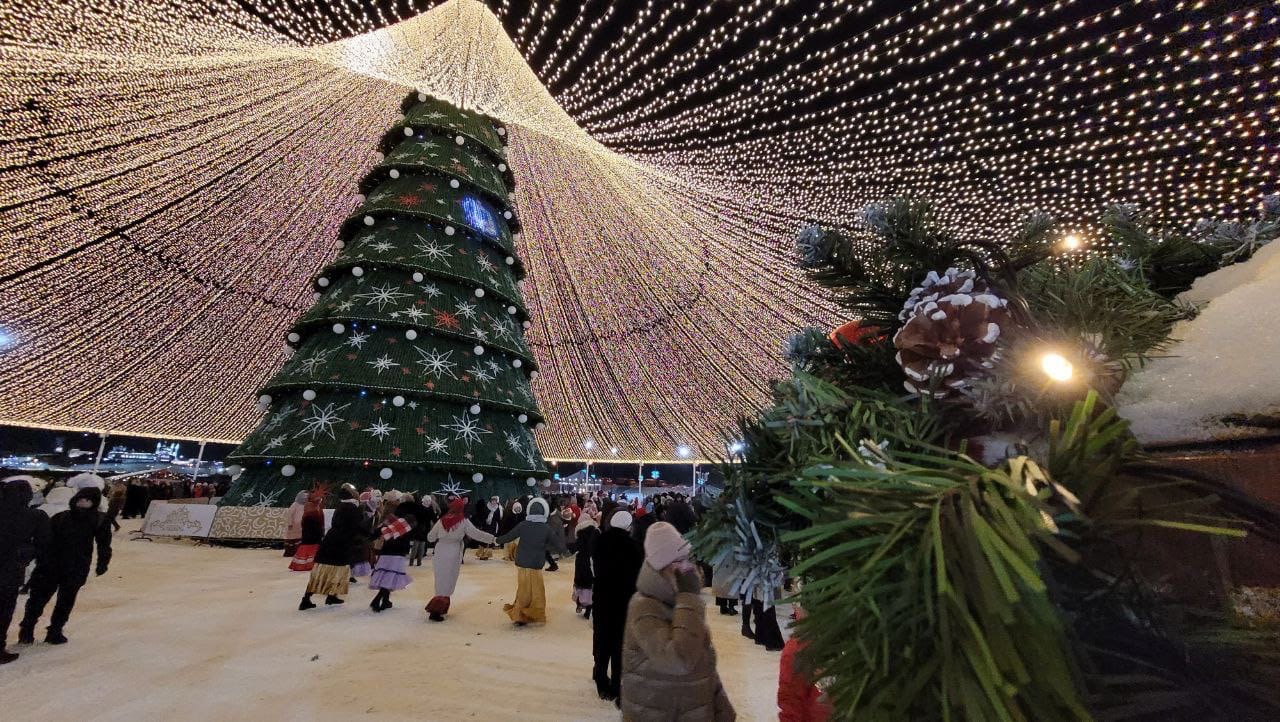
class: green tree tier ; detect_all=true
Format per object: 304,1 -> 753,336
225,93 -> 550,506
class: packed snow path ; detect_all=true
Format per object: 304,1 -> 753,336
0,521 -> 781,720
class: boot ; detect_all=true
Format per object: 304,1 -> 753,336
428,612 -> 445,622
16,627 -> 34,645
740,601 -> 754,640
325,595 -> 344,605
583,606 -> 592,620
370,596 -> 384,613
0,649 -> 17,665
299,595 -> 316,611
45,630 -> 68,645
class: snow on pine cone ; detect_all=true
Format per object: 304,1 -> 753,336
893,268 -> 1009,396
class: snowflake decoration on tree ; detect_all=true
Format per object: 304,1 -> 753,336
296,348 -> 337,375
354,283 -> 413,311
475,254 -> 496,275
262,434 -> 287,452
467,363 -> 496,383
344,331 -> 370,349
294,401 -> 350,440
403,306 -> 427,322
425,436 -> 449,454
336,299 -> 355,312
454,300 -> 478,320
421,282 -> 442,298
263,404 -> 296,432
413,235 -> 453,265
368,240 -> 395,254
485,359 -> 502,374
367,354 -> 397,374
504,431 -> 524,452
471,326 -> 490,342
437,479 -> 466,497
365,417 -> 397,441
443,411 -> 491,447
250,488 -> 285,507
301,442 -> 315,453
413,347 -> 458,378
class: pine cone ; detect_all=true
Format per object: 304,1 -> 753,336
894,274 -> 1009,396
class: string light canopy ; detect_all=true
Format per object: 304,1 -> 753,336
0,0 -> 1274,461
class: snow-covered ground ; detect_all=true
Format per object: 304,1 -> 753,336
0,521 -> 782,721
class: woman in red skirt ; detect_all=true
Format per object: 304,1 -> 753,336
289,492 -> 325,572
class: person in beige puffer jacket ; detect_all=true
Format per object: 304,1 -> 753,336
621,522 -> 735,721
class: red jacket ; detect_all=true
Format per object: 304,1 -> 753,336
778,638 -> 832,722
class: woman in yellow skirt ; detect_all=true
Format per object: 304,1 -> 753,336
495,497 -> 552,625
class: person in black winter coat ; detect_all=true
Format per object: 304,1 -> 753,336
408,496 -> 437,567
2,479 -> 51,663
17,486 -> 111,646
590,509 -> 643,702
299,485 -> 371,610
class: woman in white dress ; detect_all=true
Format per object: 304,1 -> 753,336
425,497 -> 496,621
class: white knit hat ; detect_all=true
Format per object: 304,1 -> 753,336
67,473 -> 105,491
611,510 -> 633,532
644,521 -> 691,570
526,497 -> 549,523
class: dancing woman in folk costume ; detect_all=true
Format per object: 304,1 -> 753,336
495,496 -> 553,626
425,497 -> 496,621
368,493 -> 420,613
288,492 -> 325,572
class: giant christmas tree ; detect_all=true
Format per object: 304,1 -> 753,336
225,93 -> 549,506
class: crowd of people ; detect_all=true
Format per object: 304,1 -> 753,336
1,473 -> 830,720
281,485 -> 830,720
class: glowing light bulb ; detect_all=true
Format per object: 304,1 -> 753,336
1062,234 -> 1083,251
1040,352 -> 1074,382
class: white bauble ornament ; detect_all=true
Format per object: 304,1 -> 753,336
392,395 -> 405,407
529,370 -> 539,380
535,422 -> 546,431
506,306 -> 517,315
389,169 -> 400,179
302,389 -> 317,401
403,127 -> 414,137
417,92 -> 427,102
542,479 -> 551,488
412,272 -> 424,282
332,323 -> 345,334
503,210 -> 513,219
336,239 -> 346,249
497,127 -> 506,137
379,467 -> 393,480
444,225 -> 455,236
474,288 -> 484,298
498,163 -> 507,172
504,256 -> 515,266
287,332 -> 300,343
469,403 -> 481,415
473,345 -> 485,356
351,266 -> 364,277
281,465 -> 296,477
526,478 -> 536,487
312,292 -> 322,301
258,394 -> 272,405
471,472 -> 483,483
405,329 -> 418,340
454,135 -> 465,145
512,359 -> 522,368
517,413 -> 528,424
317,277 -> 330,287
449,179 -> 460,189
522,321 -> 532,330
363,215 -> 375,226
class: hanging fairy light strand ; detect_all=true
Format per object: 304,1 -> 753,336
0,0 -> 1272,460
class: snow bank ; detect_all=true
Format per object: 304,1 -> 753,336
1119,240 -> 1280,444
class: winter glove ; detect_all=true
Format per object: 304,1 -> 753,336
675,567 -> 702,594
95,565 -> 108,577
